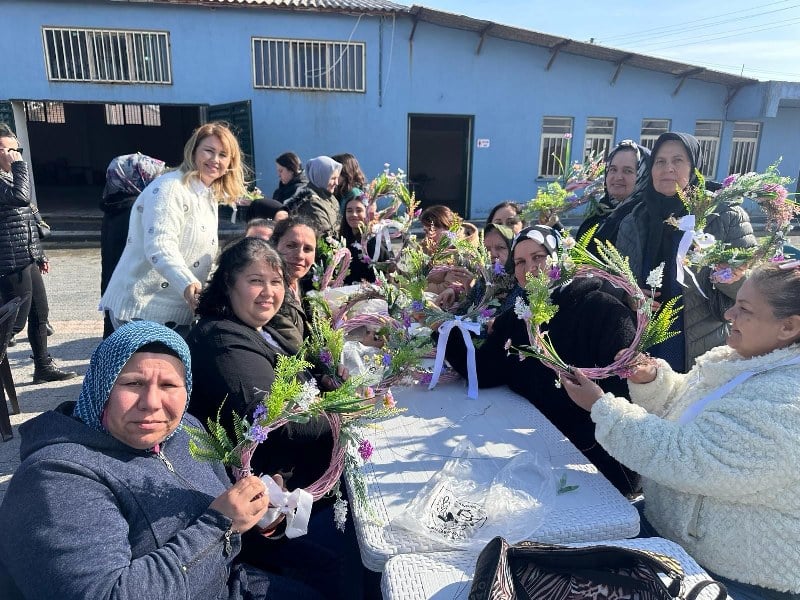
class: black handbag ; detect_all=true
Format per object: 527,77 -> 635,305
469,537 -> 727,600
31,207 -> 51,239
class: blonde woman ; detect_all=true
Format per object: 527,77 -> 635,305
101,122 -> 247,334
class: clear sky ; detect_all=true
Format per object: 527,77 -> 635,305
412,0 -> 800,82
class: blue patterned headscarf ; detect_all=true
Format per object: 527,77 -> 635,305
73,321 -> 192,435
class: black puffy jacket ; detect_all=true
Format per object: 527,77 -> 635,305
0,161 -> 44,277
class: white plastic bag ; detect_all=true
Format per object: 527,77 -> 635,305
391,439 -> 555,549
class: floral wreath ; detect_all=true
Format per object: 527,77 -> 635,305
185,350 -> 402,533
670,162 -> 798,287
512,227 -> 681,381
521,135 -> 606,225
312,236 -> 352,291
350,164 -> 420,270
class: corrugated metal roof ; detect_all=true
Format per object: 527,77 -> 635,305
145,0 -> 408,12
125,1 -> 758,88
408,5 -> 758,89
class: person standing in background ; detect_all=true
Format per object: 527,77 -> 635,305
0,123 -> 76,382
99,153 -> 165,338
100,122 -> 247,336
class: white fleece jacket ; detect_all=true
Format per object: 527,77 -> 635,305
100,170 -> 218,326
591,343 -> 800,593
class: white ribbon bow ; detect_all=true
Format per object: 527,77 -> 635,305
257,476 -> 314,539
430,317 -> 481,399
675,215 -> 708,299
370,220 -> 396,262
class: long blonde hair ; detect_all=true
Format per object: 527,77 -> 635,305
179,122 -> 248,204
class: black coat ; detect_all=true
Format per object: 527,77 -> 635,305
99,191 -> 137,294
186,314 -> 333,492
444,277 -> 640,495
272,171 -> 309,205
342,230 -> 391,285
0,162 -> 44,277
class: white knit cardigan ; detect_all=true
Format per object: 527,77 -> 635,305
100,170 -> 218,326
591,343 -> 800,592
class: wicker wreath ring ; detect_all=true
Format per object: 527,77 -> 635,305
525,264 -> 647,380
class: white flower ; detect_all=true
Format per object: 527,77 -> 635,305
333,497 -> 349,532
692,232 -> 716,250
554,378 -> 562,389
297,380 -> 320,410
545,255 -> 559,269
513,297 -> 532,321
561,235 -> 576,250
646,262 -> 665,289
562,257 -> 575,271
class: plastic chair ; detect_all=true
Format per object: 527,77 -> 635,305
0,297 -> 23,442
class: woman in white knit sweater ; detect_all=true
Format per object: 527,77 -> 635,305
101,123 -> 246,334
562,262 -> 800,599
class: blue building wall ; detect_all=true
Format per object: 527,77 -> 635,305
2,0 -> 799,218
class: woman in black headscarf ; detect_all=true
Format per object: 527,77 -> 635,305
616,132 -> 757,373
576,140 -> 650,244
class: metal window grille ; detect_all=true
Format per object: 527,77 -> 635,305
694,120 -> 722,178
42,27 -> 171,84
104,103 -> 160,127
142,104 -> 161,127
728,122 -> 761,175
252,37 -> 365,92
105,104 -> 125,126
640,118 -> 671,150
584,117 -> 615,158
539,117 -> 573,178
124,104 -> 142,125
24,101 -> 66,124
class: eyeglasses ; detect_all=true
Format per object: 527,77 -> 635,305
0,147 -> 22,154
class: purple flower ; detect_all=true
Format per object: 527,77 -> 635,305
252,404 -> 267,420
247,424 -> 269,443
358,439 -> 374,461
492,260 -> 505,275
547,265 -> 561,280
722,175 -> 737,188
712,267 -> 734,283
419,373 -> 433,385
411,300 -> 424,311
480,308 -> 493,319
382,353 -> 392,367
771,253 -> 785,262
413,209 -> 422,218
402,312 -> 412,328
361,255 -> 371,264
320,348 -> 333,367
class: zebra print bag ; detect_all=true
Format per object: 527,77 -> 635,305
469,537 -> 727,600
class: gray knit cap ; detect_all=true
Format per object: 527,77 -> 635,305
73,321 -> 193,436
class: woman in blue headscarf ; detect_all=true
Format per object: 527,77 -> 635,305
0,321 -> 322,600
284,156 -> 342,240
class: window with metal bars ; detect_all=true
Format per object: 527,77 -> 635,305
640,118 -> 670,150
584,117 -> 615,159
104,104 -> 161,127
539,117 -> 573,178
42,27 -> 171,84
24,101 -> 66,124
694,120 -> 722,178
252,37 -> 365,92
728,122 -> 761,175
